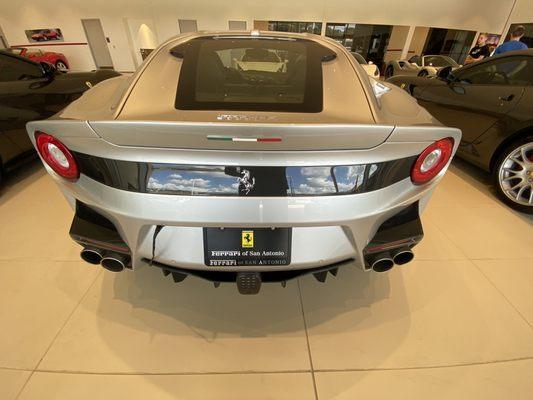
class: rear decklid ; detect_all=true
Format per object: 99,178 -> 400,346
88,121 -> 394,151
91,32 -> 385,150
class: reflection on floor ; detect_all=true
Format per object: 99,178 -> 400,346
0,160 -> 532,400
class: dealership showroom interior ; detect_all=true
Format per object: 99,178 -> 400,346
1,0 -> 533,398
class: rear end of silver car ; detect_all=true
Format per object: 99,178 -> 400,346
27,32 -> 460,294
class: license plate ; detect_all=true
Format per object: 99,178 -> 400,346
203,228 -> 291,267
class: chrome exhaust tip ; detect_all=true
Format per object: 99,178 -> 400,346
80,247 -> 104,265
392,248 -> 415,265
100,253 -> 130,272
370,253 -> 394,272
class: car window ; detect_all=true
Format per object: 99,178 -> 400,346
4,48 -> 23,55
0,54 -> 42,82
350,52 -> 367,64
455,56 -> 533,86
174,37 -> 333,113
424,56 -> 457,68
26,49 -> 43,56
408,55 -> 421,65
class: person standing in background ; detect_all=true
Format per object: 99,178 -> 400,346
494,25 -> 528,55
465,33 -> 490,64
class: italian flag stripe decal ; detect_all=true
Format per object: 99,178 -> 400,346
207,135 -> 282,143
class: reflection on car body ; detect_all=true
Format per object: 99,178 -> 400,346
27,31 -> 461,294
387,49 -> 533,213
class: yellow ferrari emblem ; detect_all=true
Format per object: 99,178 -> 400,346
241,230 -> 254,248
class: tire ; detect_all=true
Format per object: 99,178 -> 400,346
492,136 -> 533,214
55,61 -> 68,71
418,69 -> 428,77
385,65 -> 394,79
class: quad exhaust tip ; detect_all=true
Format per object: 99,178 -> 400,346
80,247 -> 105,265
370,253 -> 394,272
392,248 -> 415,265
367,248 -> 415,272
100,253 -> 131,272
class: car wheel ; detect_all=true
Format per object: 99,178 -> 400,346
385,66 -> 394,79
55,61 -> 68,71
492,136 -> 533,214
418,69 -> 428,77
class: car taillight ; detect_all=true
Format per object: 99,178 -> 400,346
411,137 -> 454,185
35,131 -> 79,181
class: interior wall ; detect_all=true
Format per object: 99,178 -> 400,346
126,19 -> 158,68
409,26 -> 430,57
0,0 -> 518,72
498,0 -> 533,44
507,0 -> 533,23
384,25 -> 410,62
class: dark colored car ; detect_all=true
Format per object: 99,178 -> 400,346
6,47 -> 70,71
387,49 -> 533,213
0,50 -> 120,185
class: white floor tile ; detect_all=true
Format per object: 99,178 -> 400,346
300,260 -> 533,370
39,266 -> 310,373
18,371 -> 315,400
0,369 -> 31,400
315,359 -> 533,400
0,260 -> 99,369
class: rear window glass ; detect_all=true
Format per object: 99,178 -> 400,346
172,37 -> 334,112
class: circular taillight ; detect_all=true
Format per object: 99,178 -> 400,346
35,131 -> 79,181
411,137 -> 454,185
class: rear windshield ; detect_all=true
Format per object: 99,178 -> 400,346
172,37 -> 334,113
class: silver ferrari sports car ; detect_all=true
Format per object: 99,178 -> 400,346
385,55 -> 460,78
27,31 -> 460,294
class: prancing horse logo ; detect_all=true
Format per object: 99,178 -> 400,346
238,169 -> 255,195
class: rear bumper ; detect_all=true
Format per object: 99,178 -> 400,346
60,170 -> 435,272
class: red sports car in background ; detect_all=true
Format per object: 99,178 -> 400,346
31,29 -> 61,41
7,47 -> 69,71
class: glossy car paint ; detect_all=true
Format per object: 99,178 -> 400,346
387,50 -> 533,172
27,31 -> 460,275
385,55 -> 459,78
0,51 -> 120,176
350,52 -> 380,78
15,47 -> 70,70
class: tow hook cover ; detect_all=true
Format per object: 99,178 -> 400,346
236,272 -> 262,295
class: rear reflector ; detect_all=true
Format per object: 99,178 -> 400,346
411,137 -> 454,185
35,131 -> 79,181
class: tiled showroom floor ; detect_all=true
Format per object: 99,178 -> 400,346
0,159 -> 532,400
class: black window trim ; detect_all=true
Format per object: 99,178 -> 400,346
171,36 -> 335,113
453,54 -> 533,86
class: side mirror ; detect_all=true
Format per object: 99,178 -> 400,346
40,61 -> 56,79
437,65 -> 453,81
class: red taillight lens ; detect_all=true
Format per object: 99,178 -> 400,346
411,137 -> 454,185
35,131 -> 79,181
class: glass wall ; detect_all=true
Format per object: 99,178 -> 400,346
505,23 -> 533,48
268,21 -> 322,35
423,28 -> 476,64
325,23 -> 392,67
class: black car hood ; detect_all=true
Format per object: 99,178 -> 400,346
55,69 -> 121,84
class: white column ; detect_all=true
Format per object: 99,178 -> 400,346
400,26 -> 416,59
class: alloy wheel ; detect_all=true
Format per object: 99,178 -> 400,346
56,61 -> 68,71
498,142 -> 533,206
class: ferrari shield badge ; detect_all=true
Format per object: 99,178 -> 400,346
241,230 -> 254,248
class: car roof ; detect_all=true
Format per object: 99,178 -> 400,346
0,49 -> 40,66
114,30 -> 378,124
453,47 -> 533,74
